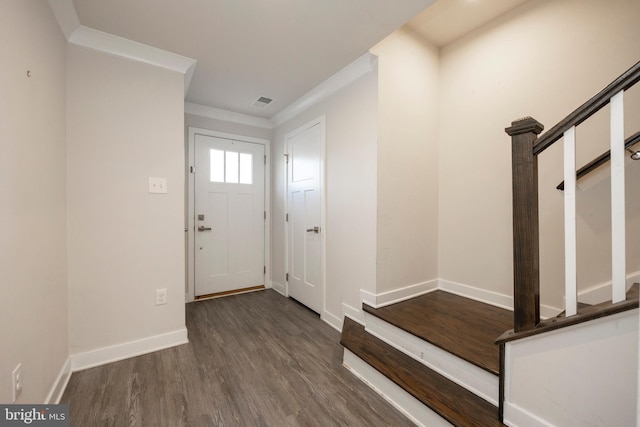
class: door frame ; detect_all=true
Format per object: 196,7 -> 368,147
284,116 -> 326,318
187,127 -> 271,303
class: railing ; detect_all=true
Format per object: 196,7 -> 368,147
557,132 -> 640,190
505,60 -> 640,332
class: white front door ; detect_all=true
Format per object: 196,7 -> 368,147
287,120 -> 323,314
194,135 -> 265,297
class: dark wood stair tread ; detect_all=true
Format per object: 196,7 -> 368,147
341,317 -> 504,427
363,290 -> 512,375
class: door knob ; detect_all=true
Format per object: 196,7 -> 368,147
306,226 -> 320,233
198,226 -> 212,231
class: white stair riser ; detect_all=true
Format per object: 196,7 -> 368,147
343,349 -> 454,427
364,313 -> 499,405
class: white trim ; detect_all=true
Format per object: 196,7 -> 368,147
68,27 -> 197,96
342,303 -> 364,325
47,0 -> 80,39
271,53 -> 378,127
359,279 -> 562,319
47,0 -> 197,96
44,357 -> 72,404
438,279 -> 562,319
503,402 -> 554,427
323,310 -> 343,332
578,270 -> 640,305
343,349 -> 453,427
185,102 -> 273,129
270,281 -> 287,296
365,313 -> 499,406
438,279 -> 514,311
320,117 -> 327,323
71,328 -> 188,372
610,90 -> 626,303
360,289 -> 377,308
187,127 -> 271,303
363,280 -> 438,309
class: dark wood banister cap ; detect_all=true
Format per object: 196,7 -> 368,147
505,117 -> 544,136
532,60 -> 640,155
495,298 -> 638,345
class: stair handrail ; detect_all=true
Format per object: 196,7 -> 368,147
556,132 -> 640,190
505,60 -> 640,332
533,61 -> 640,155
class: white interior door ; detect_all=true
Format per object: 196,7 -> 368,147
195,135 -> 265,297
287,121 -> 323,314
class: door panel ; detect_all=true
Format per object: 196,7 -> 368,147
195,134 -> 265,296
287,121 -> 323,314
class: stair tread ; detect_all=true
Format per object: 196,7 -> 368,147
341,317 -> 504,427
363,290 -> 512,375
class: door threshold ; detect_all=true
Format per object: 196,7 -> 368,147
195,285 -> 265,301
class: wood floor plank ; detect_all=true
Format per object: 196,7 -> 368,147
363,290 -> 512,374
61,290 -> 414,427
341,317 -> 505,427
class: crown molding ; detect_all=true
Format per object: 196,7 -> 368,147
270,52 -> 378,127
47,0 -> 197,97
185,102 -> 273,129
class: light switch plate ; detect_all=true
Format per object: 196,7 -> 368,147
148,177 -> 167,194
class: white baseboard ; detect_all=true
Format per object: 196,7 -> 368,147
364,280 -> 438,308
578,271 -> 640,305
45,357 -> 72,404
360,289 -> 377,307
270,280 -> 287,297
504,402 -> 554,427
342,302 -> 364,326
438,279 -> 562,319
71,328 -> 189,372
438,279 -> 513,310
343,349 -> 452,427
323,310 -> 343,332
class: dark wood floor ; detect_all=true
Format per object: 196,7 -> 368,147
61,290 -> 414,427
364,290 -> 513,375
341,318 -> 504,427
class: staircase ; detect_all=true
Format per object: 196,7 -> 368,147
340,290 -> 510,426
340,61 -> 640,426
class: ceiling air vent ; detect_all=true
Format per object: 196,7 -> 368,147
250,96 -> 274,109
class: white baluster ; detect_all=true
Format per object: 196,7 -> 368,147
564,126 -> 577,316
610,91 -> 626,303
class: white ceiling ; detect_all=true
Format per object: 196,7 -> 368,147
71,0 -> 528,119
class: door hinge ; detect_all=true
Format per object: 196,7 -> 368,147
284,154 -> 289,164
286,273 -> 289,281
264,211 -> 266,220
190,166 -> 195,174
264,266 -> 266,274
264,154 -> 267,165
285,213 -> 289,222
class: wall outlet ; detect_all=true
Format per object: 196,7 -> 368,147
156,288 -> 167,305
12,363 -> 22,402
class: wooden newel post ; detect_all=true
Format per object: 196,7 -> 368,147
505,117 -> 544,332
